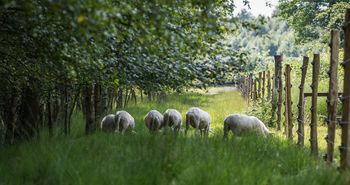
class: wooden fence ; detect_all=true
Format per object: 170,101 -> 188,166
237,9 -> 350,170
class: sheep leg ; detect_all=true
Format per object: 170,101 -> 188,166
120,122 -> 128,135
223,122 -> 229,139
194,122 -> 200,136
204,126 -> 209,137
233,128 -> 241,137
174,125 -> 180,135
115,116 -> 121,134
151,117 -> 158,132
121,128 -> 126,135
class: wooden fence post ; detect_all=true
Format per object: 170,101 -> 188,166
258,72 -> 262,99
285,64 -> 293,139
325,30 -> 340,164
283,92 -> 288,135
297,56 -> 309,146
243,76 -> 246,99
267,71 -> 271,100
245,76 -> 250,100
262,71 -> 266,100
271,74 -> 274,101
340,9 -> 350,170
240,75 -> 244,96
269,55 -> 283,129
277,55 -> 283,130
250,73 -> 254,100
254,77 -> 258,101
310,54 -> 320,155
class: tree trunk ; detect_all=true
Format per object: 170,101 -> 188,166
116,88 -> 123,109
67,89 -> 80,135
102,86 -> 109,114
148,91 -> 152,101
52,93 -> 60,124
47,90 -> 53,137
140,89 -> 143,102
63,85 -> 69,136
124,89 -> 129,108
84,84 -> 95,134
94,83 -> 102,125
3,89 -> 19,144
16,86 -> 40,141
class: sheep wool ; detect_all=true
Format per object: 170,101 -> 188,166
163,109 -> 182,134
115,111 -> 135,134
100,114 -> 116,132
185,107 -> 211,136
144,110 -> 163,133
224,114 -> 270,137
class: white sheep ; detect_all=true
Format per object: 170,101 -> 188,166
163,109 -> 182,134
144,110 -> 163,133
185,107 -> 211,136
223,114 -> 270,138
100,114 -> 116,132
115,111 -> 135,134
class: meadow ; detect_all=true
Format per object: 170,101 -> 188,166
0,87 -> 348,185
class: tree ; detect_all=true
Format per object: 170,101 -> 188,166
277,0 -> 350,44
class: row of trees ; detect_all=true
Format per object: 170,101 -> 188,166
0,0 -> 252,144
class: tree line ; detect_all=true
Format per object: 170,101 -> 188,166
0,0 -> 251,144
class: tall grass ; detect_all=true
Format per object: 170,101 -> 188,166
0,88 -> 348,185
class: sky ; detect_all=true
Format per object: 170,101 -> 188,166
233,0 -> 279,17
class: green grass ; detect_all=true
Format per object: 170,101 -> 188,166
0,87 -> 348,185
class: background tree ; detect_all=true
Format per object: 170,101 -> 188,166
277,0 -> 350,44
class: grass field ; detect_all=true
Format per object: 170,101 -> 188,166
0,87 -> 348,185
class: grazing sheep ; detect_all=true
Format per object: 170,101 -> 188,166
223,114 -> 270,138
185,107 -> 211,136
115,111 -> 135,134
163,109 -> 182,134
144,110 -> 163,133
100,114 -> 116,132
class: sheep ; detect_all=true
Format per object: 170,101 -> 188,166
163,109 -> 182,134
115,111 -> 135,134
100,114 -> 116,132
223,114 -> 270,138
185,107 -> 211,136
144,110 -> 163,133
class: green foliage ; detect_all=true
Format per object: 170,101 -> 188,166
0,89 -> 348,185
0,0 -> 245,97
277,0 -> 350,44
